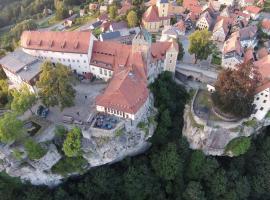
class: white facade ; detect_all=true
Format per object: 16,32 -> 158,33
251,88 -> 270,120
96,96 -> 150,122
240,38 -> 258,49
89,64 -> 113,81
218,0 -> 235,6
222,55 -> 243,69
22,48 -> 90,74
196,17 -> 211,30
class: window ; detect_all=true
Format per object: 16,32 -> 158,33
63,59 -> 65,61
109,71 -> 112,76
99,68 -> 103,75
260,107 -> 264,111
104,69 -> 107,76
264,100 -> 267,103
72,59 -> 75,62
256,97 -> 260,100
84,60 -> 86,63
77,60 -> 79,62
58,58 -> 61,61
169,60 -> 172,63
68,59 -> 70,62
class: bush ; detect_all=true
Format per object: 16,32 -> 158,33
24,139 -> 47,160
62,127 -> 82,157
51,156 -> 88,176
225,137 -> 251,156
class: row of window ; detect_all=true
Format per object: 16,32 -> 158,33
99,68 -> 112,77
37,56 -> 87,64
36,50 -> 84,57
106,108 -> 129,118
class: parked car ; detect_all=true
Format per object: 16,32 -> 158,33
41,108 -> 49,118
36,105 -> 44,116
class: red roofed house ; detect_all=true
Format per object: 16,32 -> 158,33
21,31 -> 97,75
212,18 -> 231,42
262,18 -> 270,35
243,5 -> 261,20
142,0 -> 171,32
251,55 -> 270,120
222,33 -> 244,69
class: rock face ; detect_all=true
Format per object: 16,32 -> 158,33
0,108 -> 157,187
182,105 -> 270,156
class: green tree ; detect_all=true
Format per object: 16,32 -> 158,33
0,67 -> 6,80
0,79 -> 9,107
55,1 -> 69,20
177,40 -> 185,61
11,85 -> 36,114
151,143 -> 182,180
62,126 -> 82,157
109,5 -> 117,20
24,139 -> 46,160
0,113 -> 25,143
207,169 -> 228,199
124,165 -> 163,200
225,137 -> 251,156
188,29 -> 212,63
10,19 -> 37,42
127,10 -> 138,27
37,61 -> 76,110
187,150 -> 206,180
183,181 -> 206,200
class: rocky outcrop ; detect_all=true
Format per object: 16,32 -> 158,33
182,105 -> 270,156
0,108 -> 157,187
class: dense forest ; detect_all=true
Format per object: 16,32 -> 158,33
0,72 -> 270,199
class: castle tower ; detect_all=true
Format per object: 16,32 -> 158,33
132,28 -> 152,62
156,0 -> 169,18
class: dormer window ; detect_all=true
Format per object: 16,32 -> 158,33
74,41 -> 79,49
61,41 -> 66,48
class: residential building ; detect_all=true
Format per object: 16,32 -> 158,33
99,27 -> 140,44
218,0 -> 235,6
243,5 -> 261,20
252,55 -> 270,120
261,19 -> 270,35
0,49 -> 42,93
239,0 -> 255,7
212,18 -> 230,42
222,34 -> 244,68
160,20 -> 186,41
234,25 -> 258,48
196,10 -> 215,30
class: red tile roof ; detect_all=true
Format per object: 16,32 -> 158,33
93,40 -> 149,114
262,19 -> 270,31
143,5 -> 160,22
254,55 -> 270,81
95,64 -> 149,114
21,31 -> 92,54
244,5 -> 261,14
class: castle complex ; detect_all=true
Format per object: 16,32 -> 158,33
1,29 -> 178,123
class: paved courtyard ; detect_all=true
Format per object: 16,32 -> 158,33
46,82 -> 107,125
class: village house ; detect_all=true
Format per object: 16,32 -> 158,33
251,55 -> 270,120
99,26 -> 140,44
261,18 -> 270,35
183,0 -> 202,21
218,0 -> 235,6
0,49 -> 42,93
142,0 -> 171,32
239,0 -> 255,7
212,18 -> 230,42
233,25 -> 258,48
222,33 -> 244,68
160,20 -> 186,41
118,0 -> 134,16
243,5 -> 261,20
196,10 -> 215,30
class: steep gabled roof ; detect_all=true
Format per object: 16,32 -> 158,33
143,5 -> 160,22
21,31 -> 92,54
